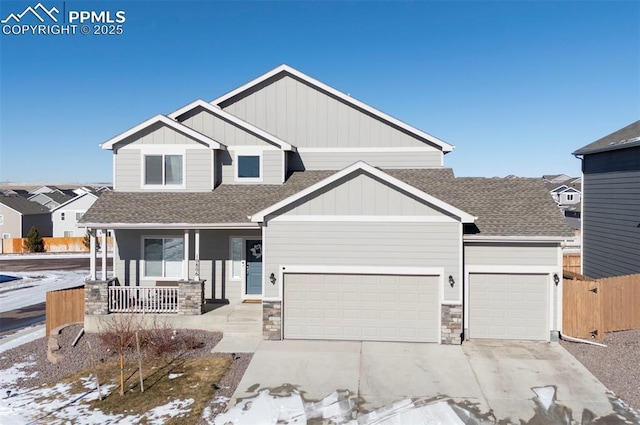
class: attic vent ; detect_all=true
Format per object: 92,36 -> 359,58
609,136 -> 640,146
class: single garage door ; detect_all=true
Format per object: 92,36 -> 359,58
283,273 -> 440,342
469,273 -> 549,341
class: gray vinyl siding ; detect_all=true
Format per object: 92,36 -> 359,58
264,221 -> 460,301
179,108 -> 272,147
287,150 -> 441,171
221,74 -> 443,151
114,229 -> 260,304
582,147 -> 640,278
114,148 -> 213,192
0,205 -> 21,239
273,172 -> 453,217
464,243 -> 560,267
220,149 -> 283,184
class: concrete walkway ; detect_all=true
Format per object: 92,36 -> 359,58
210,303 -> 262,353
225,339 -> 635,424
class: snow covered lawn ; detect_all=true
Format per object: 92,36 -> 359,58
0,270 -> 88,312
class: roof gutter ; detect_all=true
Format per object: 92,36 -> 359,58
78,222 -> 260,230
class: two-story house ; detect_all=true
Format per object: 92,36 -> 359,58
81,65 -> 573,344
573,120 -> 640,278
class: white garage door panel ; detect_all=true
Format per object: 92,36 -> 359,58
469,274 -> 548,341
284,273 -> 439,342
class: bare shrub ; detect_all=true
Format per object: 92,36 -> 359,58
97,315 -> 141,395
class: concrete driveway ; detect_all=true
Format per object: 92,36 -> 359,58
220,339 -> 637,424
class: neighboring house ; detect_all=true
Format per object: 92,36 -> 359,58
0,195 -> 52,239
52,193 -> 99,237
81,65 -> 573,344
542,174 -> 572,184
573,120 -> 640,278
28,191 -> 75,211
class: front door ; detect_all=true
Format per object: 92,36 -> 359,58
245,239 -> 262,295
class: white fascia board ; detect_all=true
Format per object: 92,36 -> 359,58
100,114 -> 226,150
281,265 -> 443,276
211,64 -> 454,153
51,193 -> 97,212
79,222 -> 259,230
463,235 -> 569,243
251,161 -> 475,223
167,99 -> 295,151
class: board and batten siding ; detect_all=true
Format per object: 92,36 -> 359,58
220,149 -> 283,185
288,150 -> 441,171
264,221 -> 460,301
270,172 -> 453,217
221,74 -> 443,151
179,108 -> 272,147
114,229 -> 260,305
582,147 -> 640,278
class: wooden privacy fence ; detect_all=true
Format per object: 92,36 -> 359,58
45,286 -> 85,338
563,272 -> 640,340
562,253 -> 581,274
1,236 -> 113,254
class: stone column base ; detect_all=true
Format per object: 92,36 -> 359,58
441,304 -> 462,345
263,301 -> 282,340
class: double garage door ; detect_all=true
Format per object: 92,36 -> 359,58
468,273 -> 549,341
283,273 -> 440,343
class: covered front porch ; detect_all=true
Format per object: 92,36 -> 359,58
84,226 -> 263,318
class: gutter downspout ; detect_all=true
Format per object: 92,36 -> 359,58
560,332 -> 607,348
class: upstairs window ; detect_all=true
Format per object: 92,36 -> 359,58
76,212 -> 84,220
144,154 -> 183,186
61,212 -> 65,221
236,154 -> 261,181
566,194 -> 574,201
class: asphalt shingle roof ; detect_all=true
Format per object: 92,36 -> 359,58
81,167 -> 572,237
573,120 -> 640,155
0,195 -> 51,215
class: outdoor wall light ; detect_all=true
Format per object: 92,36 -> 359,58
553,273 -> 560,286
269,273 -> 277,285
448,275 -> 455,288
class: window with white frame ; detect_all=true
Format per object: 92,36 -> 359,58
566,194 -> 574,201
64,231 -> 74,237
76,212 -> 84,220
2,233 -> 10,239
236,154 -> 261,180
230,237 -> 243,280
143,237 -> 184,278
144,154 -> 183,186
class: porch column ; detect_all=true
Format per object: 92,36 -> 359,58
183,229 -> 190,280
89,228 -> 97,280
194,229 -> 200,281
101,231 -> 108,280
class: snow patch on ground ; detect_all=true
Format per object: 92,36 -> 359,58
168,373 -> 183,380
0,326 -> 45,354
0,270 -> 88,312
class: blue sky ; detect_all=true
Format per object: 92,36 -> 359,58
1,0 -> 638,183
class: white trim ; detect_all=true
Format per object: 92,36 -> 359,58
261,224 -> 267,301
458,222 -> 463,302
101,231 -> 107,280
211,150 -> 216,190
234,151 -> 263,183
89,228 -> 96,280
297,147 -> 438,153
112,155 -> 117,191
167,99 -> 294,151
82,222 -> 259,230
281,150 -> 286,184
228,236 -> 244,281
183,230 -> 190,280
556,244 -> 563,332
580,169 -> 585,275
194,229 -> 200,281
211,65 -> 453,152
119,143 -> 210,152
51,192 -> 98,212
251,161 -> 475,223
140,234 -> 187,281
101,114 -> 226,150
140,152 -> 187,190
463,236 -> 570,243
268,215 -> 457,223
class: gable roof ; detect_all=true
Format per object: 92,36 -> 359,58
100,114 -> 227,150
0,195 -> 50,215
573,120 -> 640,155
167,99 -> 295,151
52,192 -> 99,212
250,162 -> 475,223
211,64 -> 454,153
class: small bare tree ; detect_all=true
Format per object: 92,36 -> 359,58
97,314 -> 140,396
